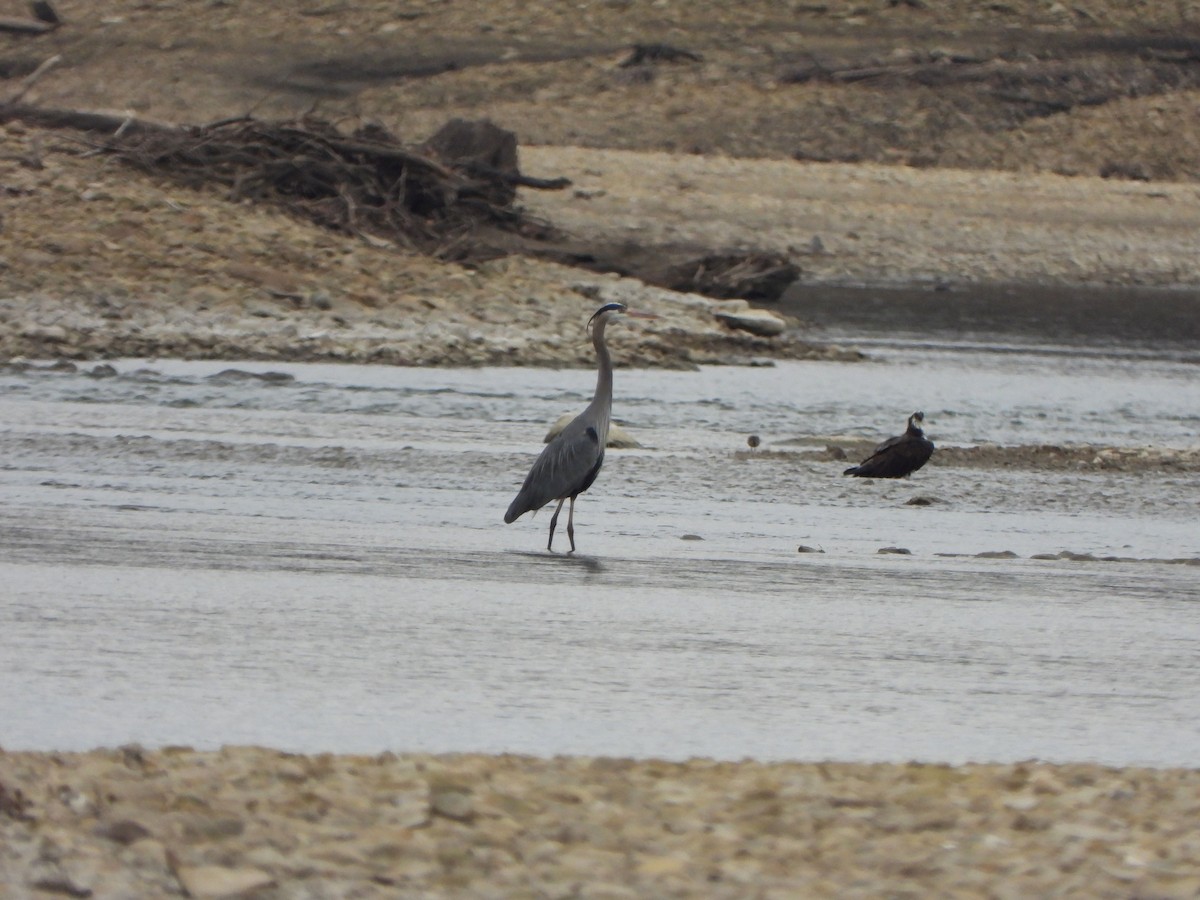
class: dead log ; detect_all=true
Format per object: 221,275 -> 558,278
0,1 -> 60,33
665,253 -> 800,303
0,17 -> 54,34
0,103 -> 175,136
619,43 -> 702,67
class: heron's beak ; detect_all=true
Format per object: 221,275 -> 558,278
623,309 -> 660,319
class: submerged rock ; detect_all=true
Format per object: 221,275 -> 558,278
544,414 -> 642,449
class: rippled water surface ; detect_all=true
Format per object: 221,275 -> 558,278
2,330 -> 1199,765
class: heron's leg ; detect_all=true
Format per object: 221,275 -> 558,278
566,495 -> 577,553
547,498 -> 566,551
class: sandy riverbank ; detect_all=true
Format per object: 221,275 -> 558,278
3,747 -> 1200,898
5,128 -> 1200,368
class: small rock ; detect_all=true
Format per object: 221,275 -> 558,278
975,550 -> 1018,559
636,855 -> 688,876
1003,793 -> 1040,812
1058,550 -> 1097,562
21,324 -> 69,342
174,864 -> 275,899
544,414 -> 642,448
94,818 -> 152,845
387,790 -> 433,828
181,815 -> 245,840
712,306 -> 787,337
431,789 -> 474,822
797,545 -> 825,553
88,363 -> 118,378
680,534 -> 704,541
906,495 -> 937,506
878,546 -> 912,555
58,786 -> 95,817
26,860 -> 92,898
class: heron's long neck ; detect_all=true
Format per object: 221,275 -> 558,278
589,317 -> 614,439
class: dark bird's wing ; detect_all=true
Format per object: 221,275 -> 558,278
843,434 -> 934,478
504,422 -> 605,522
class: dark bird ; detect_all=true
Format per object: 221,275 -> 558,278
747,434 -> 761,450
505,302 -> 657,551
843,411 -> 934,478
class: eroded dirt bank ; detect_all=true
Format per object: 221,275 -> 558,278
5,1 -> 1200,368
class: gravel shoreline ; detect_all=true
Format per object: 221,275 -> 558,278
4,747 -> 1200,899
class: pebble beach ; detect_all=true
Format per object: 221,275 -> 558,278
4,748 -> 1200,898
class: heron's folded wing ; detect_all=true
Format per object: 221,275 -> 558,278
505,426 -> 605,521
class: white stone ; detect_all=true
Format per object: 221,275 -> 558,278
544,414 -> 642,449
174,865 -> 275,898
712,306 -> 787,337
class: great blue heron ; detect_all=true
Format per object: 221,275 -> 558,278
504,302 -> 657,551
843,411 -> 935,478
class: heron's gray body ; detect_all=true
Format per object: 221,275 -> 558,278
504,412 -> 608,525
505,303 -> 638,551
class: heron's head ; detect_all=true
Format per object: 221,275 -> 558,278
588,303 -> 627,329
587,302 -> 659,332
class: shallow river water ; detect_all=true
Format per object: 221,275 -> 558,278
2,313 -> 1199,765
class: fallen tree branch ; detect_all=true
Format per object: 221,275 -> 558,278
0,102 -> 177,136
0,0 -> 60,33
0,16 -> 54,34
0,54 -> 61,106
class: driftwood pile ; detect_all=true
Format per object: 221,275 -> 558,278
108,115 -> 567,259
0,99 -> 569,260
